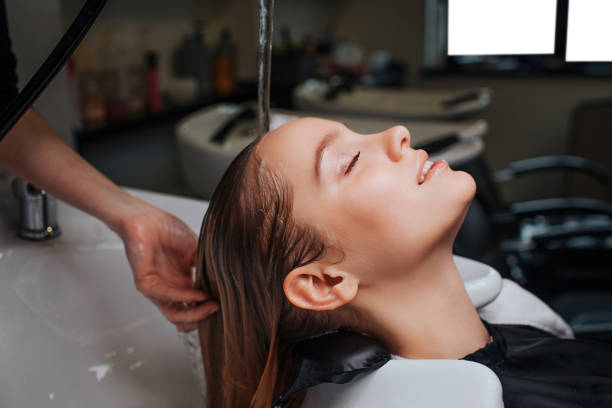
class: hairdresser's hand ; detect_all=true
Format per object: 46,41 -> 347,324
118,203 -> 219,332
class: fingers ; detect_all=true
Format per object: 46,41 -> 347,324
135,275 -> 209,303
153,299 -> 220,327
134,271 -> 220,330
156,287 -> 209,304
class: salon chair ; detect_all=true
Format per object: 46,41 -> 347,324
454,154 -> 612,342
457,154 -> 611,278
567,98 -> 612,203
273,256 -> 572,408
456,95 -> 612,289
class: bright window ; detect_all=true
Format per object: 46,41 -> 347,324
566,0 -> 612,62
448,0 -> 557,55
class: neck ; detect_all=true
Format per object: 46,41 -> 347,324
353,248 -> 490,359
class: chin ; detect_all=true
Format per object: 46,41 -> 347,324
441,170 -> 477,231
441,169 -> 476,205
457,170 -> 477,202
419,171 -> 475,248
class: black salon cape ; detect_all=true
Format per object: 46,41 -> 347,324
462,321 -> 612,408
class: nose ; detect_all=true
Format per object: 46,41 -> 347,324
384,126 -> 410,162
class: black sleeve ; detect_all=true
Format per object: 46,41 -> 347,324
0,0 -> 19,108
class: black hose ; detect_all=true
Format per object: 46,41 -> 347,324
0,0 -> 107,141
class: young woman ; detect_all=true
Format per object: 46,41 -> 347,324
196,118 -> 612,407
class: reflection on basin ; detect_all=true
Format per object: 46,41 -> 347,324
13,245 -> 156,345
0,188 -> 207,408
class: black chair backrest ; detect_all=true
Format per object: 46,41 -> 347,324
568,99 -> 612,202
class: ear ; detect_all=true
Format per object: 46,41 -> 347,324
283,262 -> 359,311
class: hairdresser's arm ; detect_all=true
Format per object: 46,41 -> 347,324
0,108 -> 217,331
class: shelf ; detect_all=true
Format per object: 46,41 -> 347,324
75,82 -> 257,141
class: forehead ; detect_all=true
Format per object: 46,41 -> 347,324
256,117 -> 338,172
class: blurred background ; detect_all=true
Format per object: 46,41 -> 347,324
5,0 -> 612,203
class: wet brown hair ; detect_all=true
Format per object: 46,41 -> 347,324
196,137 -> 344,407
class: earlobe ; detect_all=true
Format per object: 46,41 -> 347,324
283,263 -> 359,311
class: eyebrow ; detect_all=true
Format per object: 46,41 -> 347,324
315,129 -> 340,181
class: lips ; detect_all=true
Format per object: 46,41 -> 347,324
421,160 -> 449,184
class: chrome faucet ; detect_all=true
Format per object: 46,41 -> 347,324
11,177 -> 61,240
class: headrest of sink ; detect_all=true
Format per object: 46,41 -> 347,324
454,255 -> 503,308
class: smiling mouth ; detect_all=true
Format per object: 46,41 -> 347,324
419,160 -> 433,184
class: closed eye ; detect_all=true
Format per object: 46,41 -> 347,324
344,151 -> 360,175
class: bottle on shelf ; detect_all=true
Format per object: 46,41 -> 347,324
145,51 -> 162,113
212,28 -> 237,97
171,20 -> 212,101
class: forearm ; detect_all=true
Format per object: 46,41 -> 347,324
0,108 -> 145,234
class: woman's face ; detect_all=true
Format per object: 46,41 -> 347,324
257,118 -> 476,285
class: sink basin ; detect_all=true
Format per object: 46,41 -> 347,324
293,80 -> 492,121
0,186 -> 208,407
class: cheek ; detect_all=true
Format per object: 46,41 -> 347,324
343,167 -> 417,222
335,169 -> 476,261
337,169 -> 432,255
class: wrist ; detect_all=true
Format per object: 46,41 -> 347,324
105,190 -> 155,239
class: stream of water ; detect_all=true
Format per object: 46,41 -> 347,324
257,0 -> 275,135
